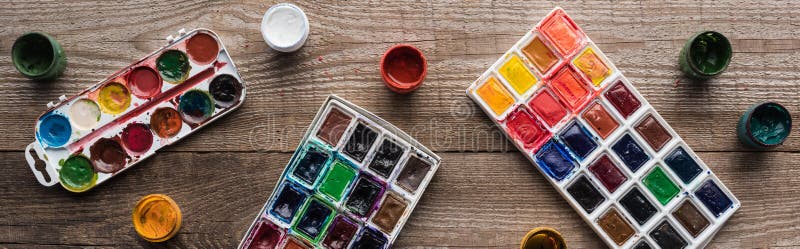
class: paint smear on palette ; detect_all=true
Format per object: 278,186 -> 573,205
37,113 -> 72,147
150,107 -> 183,138
97,82 -> 132,114
89,138 -> 127,173
121,123 -> 153,155
69,99 -> 101,130
127,66 -> 162,98
157,50 -> 191,84
178,90 -> 215,125
186,32 -> 219,65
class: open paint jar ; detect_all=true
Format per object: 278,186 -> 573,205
380,44 -> 427,94
11,32 -> 67,81
132,194 -> 182,242
679,31 -> 732,80
261,3 -> 309,53
520,227 -> 566,249
737,102 -> 791,149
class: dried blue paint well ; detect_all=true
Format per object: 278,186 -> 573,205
269,181 -> 308,223
611,133 -> 650,172
664,146 -> 703,184
351,227 -> 387,249
695,180 -> 733,217
535,140 -> 577,181
37,112 -> 71,147
559,121 -> 597,160
291,143 -> 331,186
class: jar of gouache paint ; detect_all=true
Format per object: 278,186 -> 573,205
132,194 -> 182,242
11,32 -> 67,81
679,31 -> 732,80
380,44 -> 427,94
520,227 -> 566,249
737,102 -> 791,149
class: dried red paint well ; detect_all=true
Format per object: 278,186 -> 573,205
121,123 -> 153,154
186,32 -> 219,65
127,66 -> 162,98
380,44 -> 427,94
505,108 -> 550,150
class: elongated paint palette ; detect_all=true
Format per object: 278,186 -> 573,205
466,8 -> 739,249
25,29 -> 246,192
239,96 -> 440,249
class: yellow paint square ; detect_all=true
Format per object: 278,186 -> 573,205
498,54 -> 538,95
475,77 -> 515,116
573,47 -> 611,86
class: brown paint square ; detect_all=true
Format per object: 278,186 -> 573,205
396,155 -> 432,193
597,207 -> 635,245
582,101 -> 619,139
673,200 -> 710,237
371,193 -> 408,234
634,114 -> 672,152
316,107 -> 352,146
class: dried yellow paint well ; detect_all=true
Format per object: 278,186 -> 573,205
132,194 -> 182,242
475,77 -> 515,117
97,82 -> 131,114
573,47 -> 611,86
498,54 -> 538,95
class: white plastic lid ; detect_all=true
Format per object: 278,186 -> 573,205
261,3 -> 309,53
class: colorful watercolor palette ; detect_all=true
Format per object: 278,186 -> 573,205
25,29 -> 246,192
239,96 -> 440,249
466,8 -> 739,249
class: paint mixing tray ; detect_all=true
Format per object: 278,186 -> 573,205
239,95 -> 440,249
466,8 -> 739,249
25,28 -> 246,192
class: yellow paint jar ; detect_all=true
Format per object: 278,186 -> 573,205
520,227 -> 566,249
132,194 -> 182,242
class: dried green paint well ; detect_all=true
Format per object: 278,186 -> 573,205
318,160 -> 357,201
642,166 -> 680,205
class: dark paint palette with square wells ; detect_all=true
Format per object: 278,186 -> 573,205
239,95 -> 440,249
465,7 -> 739,249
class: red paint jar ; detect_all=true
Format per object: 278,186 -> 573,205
380,44 -> 427,94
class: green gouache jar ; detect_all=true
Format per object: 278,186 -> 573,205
12,32 -> 67,81
737,102 -> 791,149
679,31 -> 732,80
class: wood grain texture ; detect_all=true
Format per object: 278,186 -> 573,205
1,0 -> 799,248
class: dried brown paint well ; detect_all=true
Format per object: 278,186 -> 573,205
673,200 -> 710,237
597,208 -> 635,245
634,114 -> 672,152
371,193 -> 408,234
316,107 -> 352,146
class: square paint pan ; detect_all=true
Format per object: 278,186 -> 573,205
25,28 -> 246,193
238,95 -> 440,248
465,7 -> 739,249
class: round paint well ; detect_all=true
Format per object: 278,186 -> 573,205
58,154 -> 98,192
209,74 -> 243,108
127,66 -> 162,98
97,82 -> 132,114
156,50 -> 191,84
150,107 -> 183,138
68,99 -> 101,130
520,227 -> 566,249
380,44 -> 427,94
132,194 -> 182,242
121,123 -> 153,154
178,90 -> 215,125
186,32 -> 219,65
679,31 -> 732,79
261,3 -> 309,52
89,138 -> 128,173
11,32 -> 66,80
37,113 -> 72,147
738,102 -> 791,148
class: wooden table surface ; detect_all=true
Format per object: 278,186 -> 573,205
2,1 -> 800,248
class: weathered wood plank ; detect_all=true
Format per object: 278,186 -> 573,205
1,151 -> 799,248
0,1 -> 800,152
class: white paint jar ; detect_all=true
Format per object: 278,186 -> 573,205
261,3 -> 309,53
